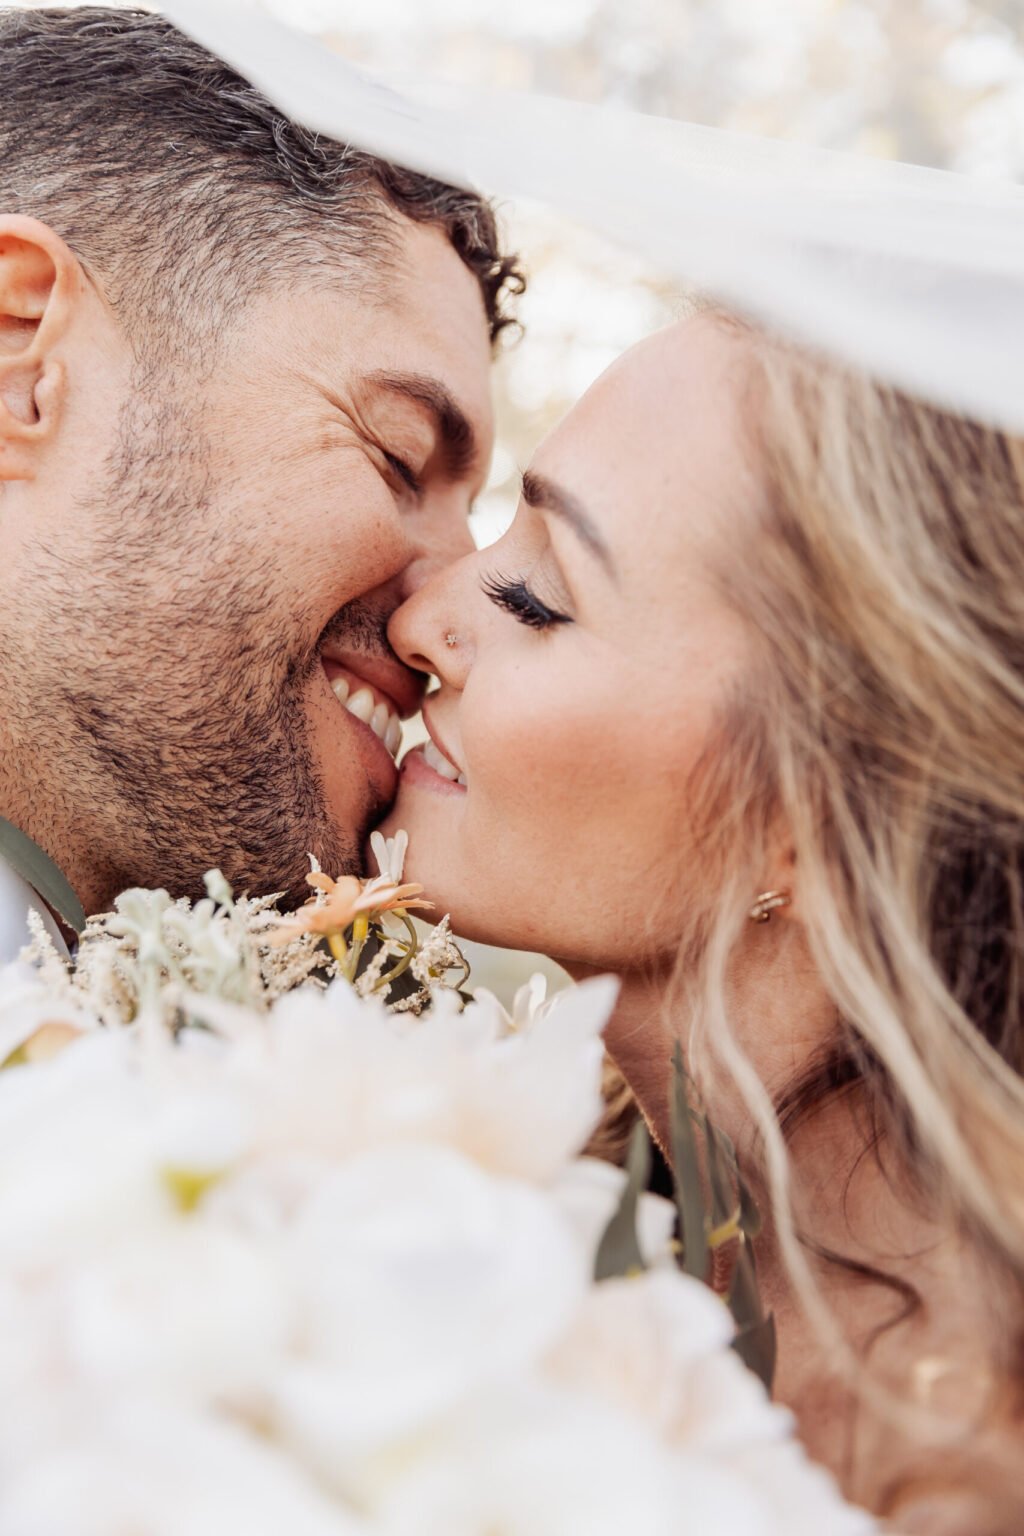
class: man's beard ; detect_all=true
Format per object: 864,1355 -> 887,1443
5,386 -> 391,911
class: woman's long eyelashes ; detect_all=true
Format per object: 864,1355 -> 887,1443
480,573 -> 572,630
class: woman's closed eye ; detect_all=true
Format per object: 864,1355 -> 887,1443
481,572 -> 572,630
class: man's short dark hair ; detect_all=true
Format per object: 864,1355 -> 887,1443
0,6 -> 524,348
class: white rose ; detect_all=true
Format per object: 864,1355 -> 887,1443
219,976 -> 614,1181
0,1399 -> 367,1536
0,1033 -> 170,1263
274,1143 -> 587,1481
448,979 -> 615,1181
65,1222 -> 289,1405
544,1265 -> 798,1454
545,1270 -> 873,1534
374,1380 -> 770,1536
0,961 -> 97,1067
720,1438 -> 877,1536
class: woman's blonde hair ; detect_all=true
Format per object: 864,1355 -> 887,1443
681,315 -> 1024,1523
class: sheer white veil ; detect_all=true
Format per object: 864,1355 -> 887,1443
166,0 -> 1024,434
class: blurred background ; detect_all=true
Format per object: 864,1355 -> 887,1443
18,0 -> 1024,994
298,0 -> 1024,549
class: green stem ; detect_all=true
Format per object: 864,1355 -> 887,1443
376,944 -> 415,991
374,908 -> 420,992
395,908 -> 419,951
344,933 -> 367,985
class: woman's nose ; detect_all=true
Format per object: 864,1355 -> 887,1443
388,551 -> 479,685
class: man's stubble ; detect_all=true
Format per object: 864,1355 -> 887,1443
3,382 -> 388,913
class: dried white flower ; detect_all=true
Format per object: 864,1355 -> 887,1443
368,829 -> 408,887
409,916 -> 466,991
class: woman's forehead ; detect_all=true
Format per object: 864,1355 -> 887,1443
535,315 -> 760,568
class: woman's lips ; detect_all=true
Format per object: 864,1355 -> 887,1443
417,706 -> 466,786
400,745 -> 468,798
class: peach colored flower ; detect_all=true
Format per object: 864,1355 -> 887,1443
268,871 -> 432,947
358,881 -> 434,920
267,874 -> 363,947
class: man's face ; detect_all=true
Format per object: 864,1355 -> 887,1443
0,219 -> 493,909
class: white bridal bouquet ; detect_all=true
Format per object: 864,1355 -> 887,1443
0,837 -> 872,1535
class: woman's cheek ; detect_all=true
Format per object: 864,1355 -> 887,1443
464,658 -> 600,796
462,665 -> 620,875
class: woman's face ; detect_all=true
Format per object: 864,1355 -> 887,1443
379,316 -> 763,968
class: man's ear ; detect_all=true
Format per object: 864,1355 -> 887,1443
0,216 -> 79,482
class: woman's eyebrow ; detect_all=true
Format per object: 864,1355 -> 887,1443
521,468 -> 616,577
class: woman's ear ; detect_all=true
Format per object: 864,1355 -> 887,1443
0,216 -> 79,481
750,839 -> 799,925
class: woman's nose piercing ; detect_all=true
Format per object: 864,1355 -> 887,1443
445,633 -> 458,648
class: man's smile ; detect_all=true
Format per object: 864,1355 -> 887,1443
319,644 -> 424,801
323,660 -> 404,761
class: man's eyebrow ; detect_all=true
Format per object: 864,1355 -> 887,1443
368,370 -> 477,478
521,468 -> 616,576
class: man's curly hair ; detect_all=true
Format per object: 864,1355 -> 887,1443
0,6 -> 524,349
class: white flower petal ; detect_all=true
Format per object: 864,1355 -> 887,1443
0,1400 -> 367,1536
551,1156 -> 677,1268
276,1144 -> 586,1474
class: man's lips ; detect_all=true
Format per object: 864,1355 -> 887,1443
323,659 -> 404,762
319,646 -> 424,720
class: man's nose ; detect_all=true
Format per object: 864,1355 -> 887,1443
398,519 -> 477,603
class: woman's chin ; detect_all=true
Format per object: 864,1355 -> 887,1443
376,767 -> 548,955
373,789 -> 466,934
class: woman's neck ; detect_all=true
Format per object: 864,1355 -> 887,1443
566,953 -> 1008,1524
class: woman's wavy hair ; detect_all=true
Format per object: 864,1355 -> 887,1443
678,314 -> 1024,1525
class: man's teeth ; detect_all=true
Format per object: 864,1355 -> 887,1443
331,677 -> 403,759
423,738 -> 465,786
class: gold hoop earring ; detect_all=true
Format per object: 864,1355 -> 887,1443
748,890 -> 791,923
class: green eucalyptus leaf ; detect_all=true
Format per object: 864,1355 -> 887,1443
729,1232 -> 763,1330
593,1118 -> 651,1281
732,1312 -> 778,1393
0,815 -> 85,935
671,1042 -> 709,1283
728,1237 -> 776,1392
706,1118 -> 763,1239
714,1124 -> 738,1168
735,1165 -> 763,1241
706,1124 -> 736,1229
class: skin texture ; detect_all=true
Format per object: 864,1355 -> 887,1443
0,214 -> 493,913
382,317 -> 1009,1524
381,317 -> 761,965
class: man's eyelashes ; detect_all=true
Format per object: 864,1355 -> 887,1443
384,450 -> 421,495
480,573 -> 572,630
